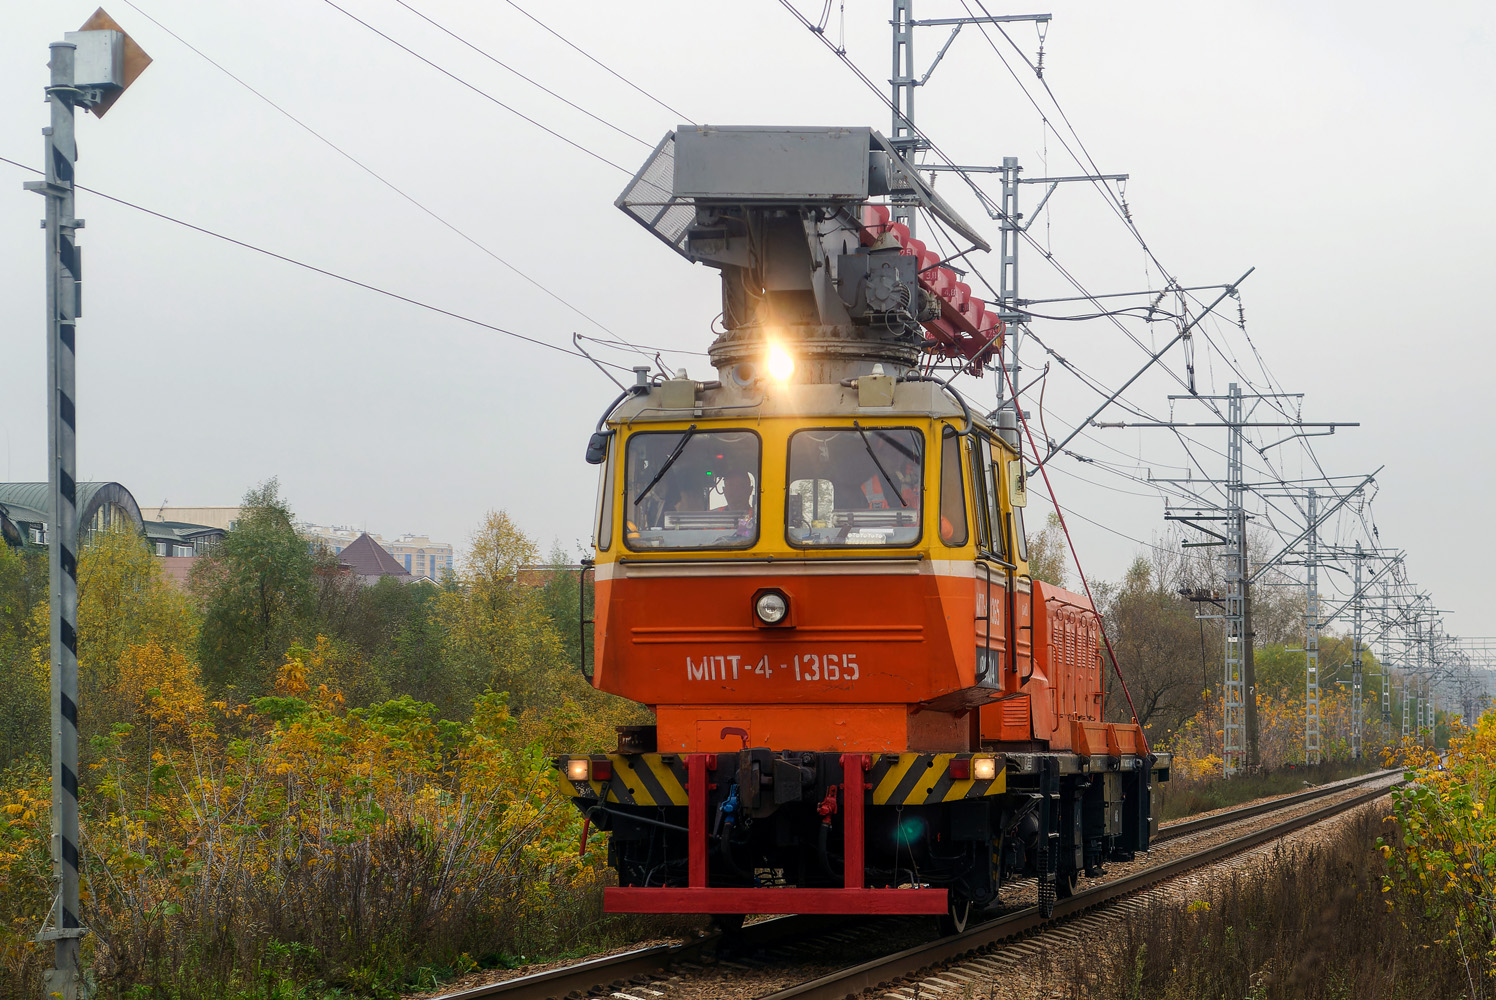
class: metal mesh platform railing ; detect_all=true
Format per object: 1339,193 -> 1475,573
615,131 -> 695,258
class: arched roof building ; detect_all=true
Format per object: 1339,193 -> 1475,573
0,481 -> 144,547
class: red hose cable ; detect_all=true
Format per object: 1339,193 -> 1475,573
999,361 -> 1150,756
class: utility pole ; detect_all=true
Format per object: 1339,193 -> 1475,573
1131,392 -> 1362,774
1400,616 -> 1412,733
25,41 -> 87,999
1351,542 -> 1364,759
1225,384 -> 1252,771
889,0 -> 918,234
888,2 -> 1137,403
22,17 -> 145,999
1304,488 -> 1320,764
887,1 -> 1055,245
1310,541 -> 1400,759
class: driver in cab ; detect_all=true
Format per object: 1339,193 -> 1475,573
860,433 -> 921,509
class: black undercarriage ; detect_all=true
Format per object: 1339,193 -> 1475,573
575,750 -> 1164,917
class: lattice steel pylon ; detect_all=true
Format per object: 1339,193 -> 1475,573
1351,542 -> 1364,759
889,0 -> 918,235
1223,383 -> 1248,774
1304,488 -> 1321,764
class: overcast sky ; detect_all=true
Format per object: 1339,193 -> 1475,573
2,1 -> 1491,646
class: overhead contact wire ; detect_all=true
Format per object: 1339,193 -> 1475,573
500,0 -> 697,125
387,0 -> 653,147
0,155 -> 629,372
999,360 -> 1150,751
118,0 -> 659,368
319,0 -> 632,173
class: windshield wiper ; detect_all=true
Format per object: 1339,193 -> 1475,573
633,424 -> 698,506
852,421 -> 909,508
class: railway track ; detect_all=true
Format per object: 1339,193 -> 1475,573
427,768 -> 1400,1000
760,776 -> 1400,1000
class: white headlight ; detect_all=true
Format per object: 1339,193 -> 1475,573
755,591 -> 788,624
767,344 -> 795,381
566,758 -> 591,781
972,756 -> 998,781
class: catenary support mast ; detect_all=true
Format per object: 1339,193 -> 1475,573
23,21 -> 144,997
26,40 -> 87,1000
1351,542 -> 1364,758
1304,488 -> 1320,764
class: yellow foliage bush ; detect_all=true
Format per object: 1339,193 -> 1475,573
1381,712 -> 1496,980
0,634 -> 617,997
1165,685 -> 1402,777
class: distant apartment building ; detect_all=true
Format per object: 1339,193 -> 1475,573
298,524 -> 454,583
300,524 -> 366,557
138,506 -> 242,532
384,534 -> 454,583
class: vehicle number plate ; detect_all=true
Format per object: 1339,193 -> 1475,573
686,652 -> 860,683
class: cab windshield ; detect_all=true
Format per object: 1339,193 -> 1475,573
786,427 -> 923,547
625,430 -> 760,550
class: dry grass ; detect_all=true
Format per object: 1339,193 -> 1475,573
1156,759 -> 1379,822
1064,808 -> 1475,1000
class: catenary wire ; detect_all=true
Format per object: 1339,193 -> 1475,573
0,155 -> 630,373
499,0 -> 697,124
861,0 -> 1382,552
387,0 -> 652,147
116,0 -> 662,370
319,0 -> 632,173
947,1 -> 1329,461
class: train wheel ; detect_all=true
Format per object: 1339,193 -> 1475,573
1038,874 -> 1056,918
711,913 -> 746,958
1055,869 -> 1079,899
710,913 -> 745,935
938,896 -> 972,936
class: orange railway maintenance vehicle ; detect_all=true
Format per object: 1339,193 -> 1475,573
555,127 -> 1169,930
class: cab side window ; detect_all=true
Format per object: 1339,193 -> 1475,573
968,438 -> 991,551
939,428 -> 968,546
980,438 -> 1007,561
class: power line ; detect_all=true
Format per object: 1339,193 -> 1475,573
0,155 -> 629,373
499,0 -> 697,125
319,0 -> 632,173
117,0 -> 658,369
947,1 -> 1319,450
387,0 -> 652,147
788,1 -> 1375,551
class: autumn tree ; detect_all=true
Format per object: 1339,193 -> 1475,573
194,479 -> 316,696
332,574 -> 444,706
537,540 -> 592,680
1101,555 -> 1220,740
0,544 -> 47,767
1027,511 -> 1069,589
432,511 -> 570,715
66,524 -> 198,755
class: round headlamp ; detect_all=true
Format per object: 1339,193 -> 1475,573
755,591 -> 788,625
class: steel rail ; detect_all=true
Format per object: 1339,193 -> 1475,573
759,782 -> 1398,1000
430,769 -> 1398,1000
1154,765 -> 1399,842
430,914 -> 831,1000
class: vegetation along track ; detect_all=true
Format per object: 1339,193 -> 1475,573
429,768 -> 1401,1000
761,774 -> 1402,1000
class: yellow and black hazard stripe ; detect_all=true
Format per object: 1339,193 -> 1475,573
868,753 -> 1005,805
560,754 -> 690,807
